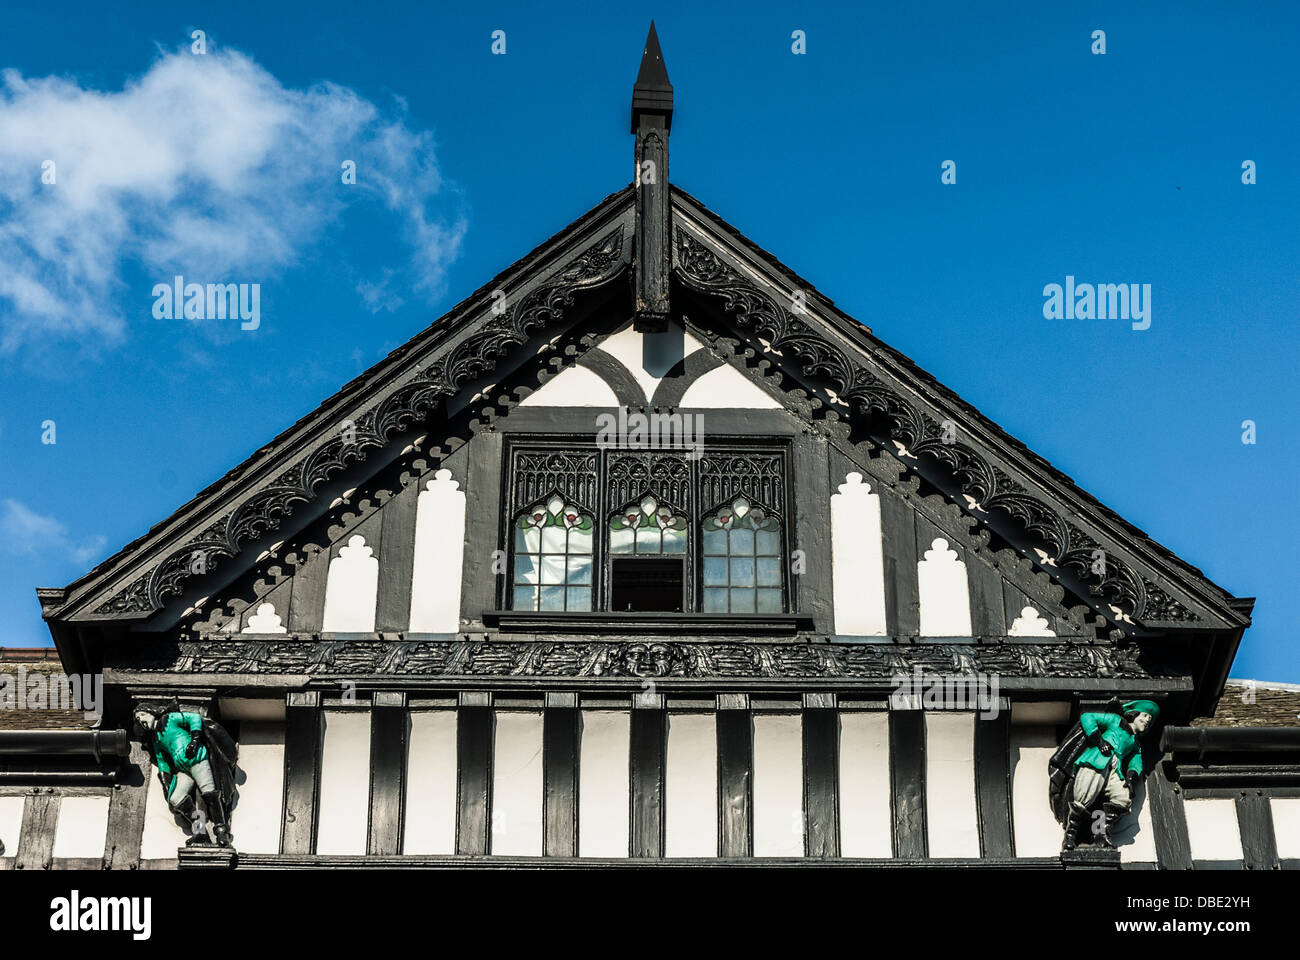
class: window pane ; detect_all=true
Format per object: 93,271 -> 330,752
566,587 -> 592,611
539,585 -> 565,610
635,528 -> 662,553
610,526 -> 635,554
540,526 -> 567,554
703,588 -> 728,613
516,526 -> 540,553
540,554 -> 567,585
513,555 -> 540,585
513,586 -> 538,610
702,528 -> 728,555
756,557 -> 782,587
729,557 -> 755,587
729,588 -> 756,613
703,557 -> 728,587
755,529 -> 781,555
569,528 -> 593,554
756,589 -> 782,613
567,555 -> 592,585
729,528 -> 755,554
661,527 -> 687,554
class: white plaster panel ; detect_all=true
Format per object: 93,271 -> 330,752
830,473 -> 888,636
1010,726 -> 1064,856
924,712 -> 980,857
51,795 -> 110,859
918,538 -> 973,637
678,363 -> 781,409
408,469 -> 467,633
316,709 -> 372,855
752,713 -> 804,857
0,795 -> 25,858
491,710 -> 544,856
403,710 -> 459,855
578,710 -> 631,857
838,711 -> 893,857
1270,798 -> 1300,859
665,712 -> 718,857
518,364 -> 620,407
321,534 -> 379,633
1184,797 -> 1244,862
232,721 -> 285,854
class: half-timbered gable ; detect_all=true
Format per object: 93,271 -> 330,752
11,26 -> 1290,873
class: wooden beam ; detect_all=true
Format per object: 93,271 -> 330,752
456,699 -> 492,855
281,691 -> 322,855
890,709 -> 927,858
716,697 -> 752,857
543,698 -> 579,857
367,693 -> 408,856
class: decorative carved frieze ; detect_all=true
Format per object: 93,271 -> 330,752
94,227 -> 627,617
673,229 -> 1199,627
114,636 -> 1177,681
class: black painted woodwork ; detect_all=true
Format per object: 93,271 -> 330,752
716,707 -> 752,857
543,706 -> 580,857
802,708 -> 839,858
974,710 -> 1013,857
281,694 -> 323,855
1235,793 -> 1280,870
631,22 -> 672,331
367,696 -> 408,856
1146,763 -> 1193,870
630,707 -> 666,857
457,704 -> 492,855
890,710 -> 926,859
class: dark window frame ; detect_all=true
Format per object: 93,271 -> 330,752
499,436 -> 793,615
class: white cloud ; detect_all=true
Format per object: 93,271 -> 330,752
0,47 -> 466,352
0,498 -> 106,566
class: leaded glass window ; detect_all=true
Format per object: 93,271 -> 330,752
701,497 -> 782,613
609,494 -> 687,555
512,494 -> 594,611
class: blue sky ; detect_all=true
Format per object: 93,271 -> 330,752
0,2 -> 1295,683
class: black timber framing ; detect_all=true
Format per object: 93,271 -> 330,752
456,697 -> 492,855
367,693 -> 408,856
802,703 -> 839,858
104,740 -> 151,869
543,696 -> 580,857
1235,792 -> 1279,870
629,702 -> 666,858
1146,763 -> 1193,870
16,790 -> 59,871
974,708 -> 1013,858
374,480 -> 420,632
281,692 -> 323,855
716,698 -> 752,857
890,710 -> 926,859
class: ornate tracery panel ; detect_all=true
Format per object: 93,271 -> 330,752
507,444 -> 788,613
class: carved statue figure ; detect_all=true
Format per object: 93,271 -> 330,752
1049,698 -> 1160,850
134,702 -> 238,847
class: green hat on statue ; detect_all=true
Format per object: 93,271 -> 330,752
1123,699 -> 1160,719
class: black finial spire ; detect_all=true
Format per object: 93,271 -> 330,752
631,22 -> 672,332
631,21 -> 673,133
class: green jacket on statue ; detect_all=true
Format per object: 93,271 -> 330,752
151,711 -> 208,787
1074,711 -> 1143,779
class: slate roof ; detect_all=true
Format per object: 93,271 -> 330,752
1193,681 -> 1300,727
